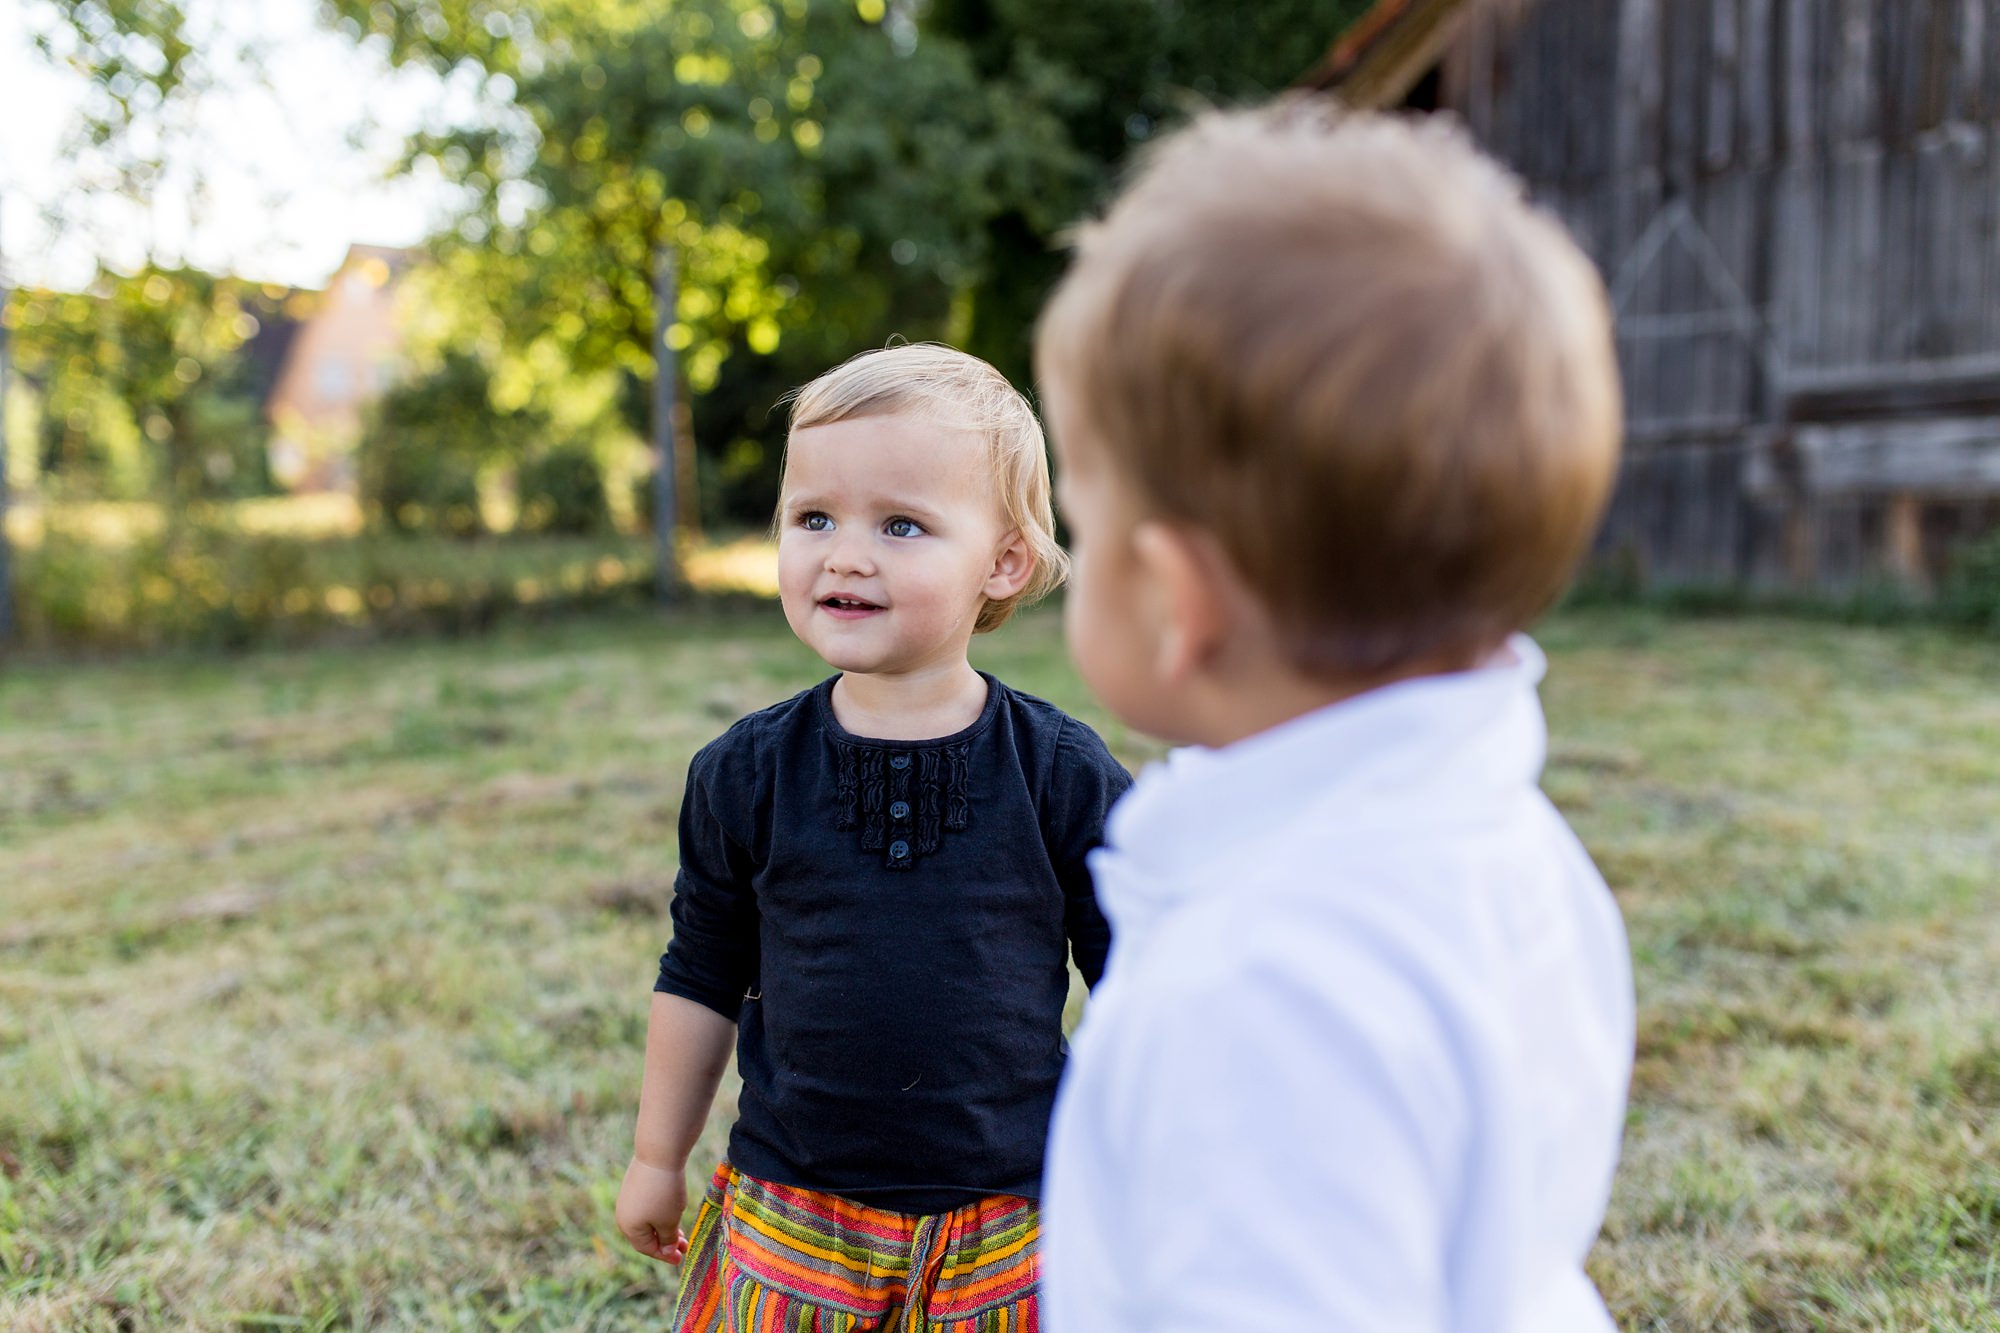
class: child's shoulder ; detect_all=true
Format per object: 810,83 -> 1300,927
987,677 -> 1121,759
983,677 -> 1131,809
688,677 -> 828,774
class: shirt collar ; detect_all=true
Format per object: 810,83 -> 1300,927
1092,635 -> 1552,941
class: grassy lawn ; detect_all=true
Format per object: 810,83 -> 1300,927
3,607 -> 1997,1330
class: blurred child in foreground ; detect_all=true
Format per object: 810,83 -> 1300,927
615,343 -> 1129,1330
1035,102 -> 1635,1331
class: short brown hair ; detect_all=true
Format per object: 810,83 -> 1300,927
786,342 -> 1068,633
1036,101 -> 1622,678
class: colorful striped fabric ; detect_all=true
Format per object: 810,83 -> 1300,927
670,1163 -> 1042,1332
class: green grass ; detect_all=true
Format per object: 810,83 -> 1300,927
2,607 -> 1997,1330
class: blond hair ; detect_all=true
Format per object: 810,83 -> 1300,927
1036,101 -> 1623,678
785,342 -> 1068,633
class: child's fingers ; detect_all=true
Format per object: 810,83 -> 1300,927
625,1222 -> 678,1264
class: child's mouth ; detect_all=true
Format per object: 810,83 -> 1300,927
820,596 -> 883,618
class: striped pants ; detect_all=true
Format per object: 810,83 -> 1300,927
670,1163 -> 1041,1333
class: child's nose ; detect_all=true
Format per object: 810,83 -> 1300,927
824,531 -> 876,575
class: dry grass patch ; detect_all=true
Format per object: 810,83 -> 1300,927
3,608 -> 1997,1329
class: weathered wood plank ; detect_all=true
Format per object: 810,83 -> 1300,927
1723,170 -> 1765,415
1917,0 -> 1953,130
1848,147 -> 1885,367
1709,0 -> 1741,171
1821,155 -> 1855,368
1585,0 -> 1617,181
1773,159 -> 1823,369
1951,0 -> 1984,123
1780,0 -> 1819,155
1985,0 -> 2000,133
1818,497 -> 1864,587
1741,485 -> 1792,587
1613,0 -> 1665,241
1750,418 -> 2000,494
1741,0 -> 1777,164
1956,126 -> 1989,358
1922,135 -> 1956,358
1874,148 -> 1914,362
1833,0 -> 1875,146
1697,193 -> 1727,420
1786,351 -> 2000,394
1786,354 -> 2000,419
1880,0 -> 1916,145
1785,491 -> 1820,584
1884,492 -> 1929,585
1716,442 -> 1753,578
1917,137 -> 1956,357
1984,115 -> 2000,352
1665,0 -> 1706,182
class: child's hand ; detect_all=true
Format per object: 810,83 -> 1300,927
615,1156 -> 691,1265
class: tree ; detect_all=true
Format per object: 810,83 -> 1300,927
314,1 -> 1373,523
7,265 -> 283,499
23,0 -> 261,268
17,2 -> 287,501
928,0 -> 1376,383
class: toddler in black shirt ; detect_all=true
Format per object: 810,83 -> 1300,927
613,342 -> 1130,1330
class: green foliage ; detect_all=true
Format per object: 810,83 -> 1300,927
931,0 -> 1373,381
362,445 -> 486,539
357,352 -> 532,537
517,445 -> 611,536
5,266 -> 284,500
315,0 -> 1368,526
28,1 -> 1379,528
1939,527 -> 2000,634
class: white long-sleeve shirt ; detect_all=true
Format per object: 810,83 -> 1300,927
1043,638 -> 1633,1332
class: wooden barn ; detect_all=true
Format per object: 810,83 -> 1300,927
1317,0 -> 2000,592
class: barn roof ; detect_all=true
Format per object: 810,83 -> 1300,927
1299,0 -> 1473,108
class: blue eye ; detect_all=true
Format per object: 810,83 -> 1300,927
885,517 -> 922,538
800,512 -> 831,531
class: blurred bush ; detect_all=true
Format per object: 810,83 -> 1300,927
360,445 -> 487,539
9,506 -> 658,653
1940,529 -> 2000,634
516,445 -> 610,536
358,352 -> 540,538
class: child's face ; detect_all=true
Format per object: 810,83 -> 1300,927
1045,383 -> 1183,741
777,411 -> 1017,678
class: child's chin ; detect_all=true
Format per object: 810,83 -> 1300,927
812,640 -> 895,674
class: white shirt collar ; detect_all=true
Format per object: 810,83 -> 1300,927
1093,635 -> 1551,944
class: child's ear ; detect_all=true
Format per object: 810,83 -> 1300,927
984,527 -> 1035,601
1131,521 -> 1233,685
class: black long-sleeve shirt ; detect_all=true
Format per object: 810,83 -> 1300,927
655,672 -> 1131,1213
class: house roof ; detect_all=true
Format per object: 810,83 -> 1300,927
1298,0 -> 1474,108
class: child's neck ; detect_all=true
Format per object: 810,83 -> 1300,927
1185,643 -> 1501,749
830,660 -> 989,741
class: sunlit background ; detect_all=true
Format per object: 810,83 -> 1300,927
5,4 -> 2000,1330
